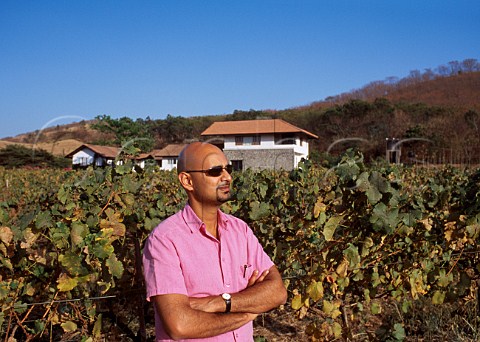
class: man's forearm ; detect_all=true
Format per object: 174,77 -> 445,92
231,266 -> 287,313
189,266 -> 287,314
154,295 -> 257,340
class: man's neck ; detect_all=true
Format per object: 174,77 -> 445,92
189,201 -> 220,238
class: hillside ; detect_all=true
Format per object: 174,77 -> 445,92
1,62 -> 479,160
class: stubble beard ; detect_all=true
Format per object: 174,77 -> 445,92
217,183 -> 232,203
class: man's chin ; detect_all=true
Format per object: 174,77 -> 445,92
217,192 -> 232,203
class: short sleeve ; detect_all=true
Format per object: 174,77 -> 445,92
142,230 -> 188,300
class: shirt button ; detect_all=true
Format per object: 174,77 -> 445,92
226,284 -> 230,287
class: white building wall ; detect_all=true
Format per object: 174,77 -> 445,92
72,148 -> 102,166
161,158 -> 178,171
223,134 -> 310,164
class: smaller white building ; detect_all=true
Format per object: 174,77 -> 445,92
138,144 -> 186,171
66,143 -> 186,170
65,144 -> 121,168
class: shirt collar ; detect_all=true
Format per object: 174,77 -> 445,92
181,202 -> 230,234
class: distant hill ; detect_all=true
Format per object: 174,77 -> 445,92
296,70 -> 480,111
1,60 -> 479,161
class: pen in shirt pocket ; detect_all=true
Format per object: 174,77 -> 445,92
243,264 -> 251,278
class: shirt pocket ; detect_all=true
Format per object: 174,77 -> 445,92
238,264 -> 254,288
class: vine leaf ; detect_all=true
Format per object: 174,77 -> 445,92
432,290 -> 446,304
291,294 -> 304,310
106,254 -> 124,279
70,222 -> 89,247
0,226 -> 13,245
322,300 -> 341,319
306,280 -> 324,302
323,215 -> 343,241
61,321 -> 78,332
57,273 -> 78,292
100,208 -> 126,237
313,197 -> 326,218
249,201 -> 270,221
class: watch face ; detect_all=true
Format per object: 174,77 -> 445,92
222,293 -> 231,300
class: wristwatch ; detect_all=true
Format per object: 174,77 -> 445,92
221,293 -> 231,313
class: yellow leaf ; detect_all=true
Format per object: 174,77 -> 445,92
291,294 -> 303,310
432,291 -> 445,304
444,230 -> 453,242
418,218 -> 432,231
332,322 -> 342,339
57,273 -> 78,292
313,197 -> 326,218
307,281 -> 324,302
0,226 -> 13,245
93,314 -> 102,337
336,258 -> 349,278
61,321 -> 77,332
20,228 -> 38,249
322,300 -> 342,319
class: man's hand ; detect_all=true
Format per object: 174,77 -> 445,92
189,268 -> 270,312
247,269 -> 269,287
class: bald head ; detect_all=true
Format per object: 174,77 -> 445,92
177,142 -> 225,174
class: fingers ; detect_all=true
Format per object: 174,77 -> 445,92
247,269 -> 270,287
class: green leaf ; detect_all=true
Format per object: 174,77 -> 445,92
323,215 -> 343,241
106,254 -> 124,279
371,302 -> 381,314
432,291 -> 445,304
93,314 -> 102,337
70,222 -> 89,247
343,244 -> 360,268
392,323 -> 406,340
91,239 -> 114,259
35,210 -> 53,230
59,251 -> 86,276
322,300 -> 341,319
306,281 -> 324,302
61,320 -> 77,332
57,274 -> 78,292
249,201 -> 270,221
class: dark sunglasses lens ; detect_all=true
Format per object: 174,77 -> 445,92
206,166 -> 223,177
205,165 -> 233,177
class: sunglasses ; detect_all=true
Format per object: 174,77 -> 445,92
185,164 -> 233,177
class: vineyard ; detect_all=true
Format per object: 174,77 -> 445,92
1,153 -> 479,341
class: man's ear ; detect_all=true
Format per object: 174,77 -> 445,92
178,172 -> 194,191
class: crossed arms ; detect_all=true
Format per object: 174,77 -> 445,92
152,265 -> 287,340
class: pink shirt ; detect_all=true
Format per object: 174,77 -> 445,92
142,203 -> 274,341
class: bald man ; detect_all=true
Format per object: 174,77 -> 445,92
142,142 -> 287,341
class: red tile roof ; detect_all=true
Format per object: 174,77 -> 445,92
201,119 -> 318,139
137,144 -> 187,160
65,143 -> 120,158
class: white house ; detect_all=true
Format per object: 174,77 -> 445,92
201,119 -> 318,171
66,143 -> 186,171
137,144 -> 186,171
65,144 -> 121,168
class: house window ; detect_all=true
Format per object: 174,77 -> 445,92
252,135 -> 261,145
168,158 -> 177,165
275,133 -> 296,145
235,136 -> 243,146
231,160 -> 243,171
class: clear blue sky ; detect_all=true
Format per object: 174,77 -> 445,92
1,0 -> 479,139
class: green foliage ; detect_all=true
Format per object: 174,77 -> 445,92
92,114 -> 155,152
0,145 -> 70,168
1,157 -> 479,340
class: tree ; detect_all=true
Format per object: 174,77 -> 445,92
91,115 -> 154,152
